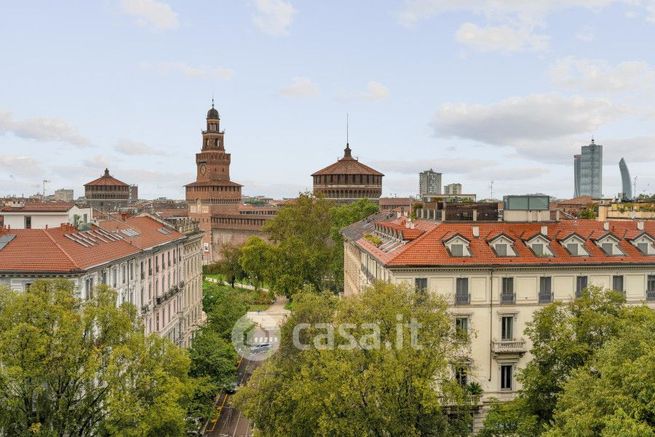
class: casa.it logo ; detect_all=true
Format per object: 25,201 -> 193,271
231,313 -> 281,361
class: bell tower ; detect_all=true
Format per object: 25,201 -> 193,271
196,99 -> 231,182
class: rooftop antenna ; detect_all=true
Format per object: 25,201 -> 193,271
489,180 -> 494,200
42,179 -> 50,197
634,176 -> 638,200
346,113 -> 349,145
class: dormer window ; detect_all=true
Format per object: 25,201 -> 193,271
525,234 -> 553,257
488,235 -> 517,257
631,234 -> 655,255
445,235 -> 471,257
561,234 -> 589,256
596,234 -> 623,256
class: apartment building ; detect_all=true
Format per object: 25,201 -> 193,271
0,214 -> 204,346
343,212 -> 655,402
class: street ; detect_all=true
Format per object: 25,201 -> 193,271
204,357 -> 260,437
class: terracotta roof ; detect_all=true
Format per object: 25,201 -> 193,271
353,219 -> 655,267
1,202 -> 73,213
97,215 -> 184,250
0,224 -> 139,273
85,169 -> 128,187
312,145 -> 383,177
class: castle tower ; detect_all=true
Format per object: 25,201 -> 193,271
186,102 -> 243,259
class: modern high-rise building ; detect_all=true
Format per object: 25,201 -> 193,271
573,139 -> 603,199
419,169 -> 441,196
444,183 -> 462,195
619,158 -> 632,200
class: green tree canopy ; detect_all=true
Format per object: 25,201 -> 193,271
0,280 -> 194,436
239,236 -> 274,290
234,282 -> 474,436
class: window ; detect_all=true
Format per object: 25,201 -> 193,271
455,366 -> 468,386
501,316 -> 513,341
24,216 -> 31,229
612,275 -> 624,293
576,276 -> 588,298
455,317 -> 469,339
647,275 -> 655,301
85,278 -> 94,299
122,265 -> 126,284
539,277 -> 552,303
638,242 -> 650,255
601,242 -> 614,255
112,269 -> 117,288
532,243 -> 544,256
415,278 -> 428,293
567,243 -> 579,256
451,244 -> 464,257
500,365 -> 513,390
455,278 -> 469,304
501,278 -> 514,304
495,243 -> 508,257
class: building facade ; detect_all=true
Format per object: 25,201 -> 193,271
619,158 -> 632,200
343,212 -> 655,405
574,140 -> 603,199
84,169 -> 132,211
0,201 -> 92,229
419,169 -> 441,197
185,103 -> 272,263
444,183 -> 463,195
0,214 -> 204,346
312,143 -> 383,204
54,189 -> 74,202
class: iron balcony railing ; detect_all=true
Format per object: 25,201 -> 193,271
500,292 -> 515,305
455,292 -> 470,305
647,290 -> 655,301
538,292 -> 553,304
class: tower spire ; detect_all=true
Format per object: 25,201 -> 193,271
346,113 -> 349,146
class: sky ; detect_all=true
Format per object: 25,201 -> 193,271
1,0 -> 655,201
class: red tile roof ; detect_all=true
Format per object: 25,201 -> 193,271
97,215 -> 184,250
0,215 -> 185,274
0,225 -> 139,273
354,219 -> 655,267
312,147 -> 383,176
1,202 -> 73,213
84,169 -> 128,187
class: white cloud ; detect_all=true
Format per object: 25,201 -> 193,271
140,61 -> 234,80
361,81 -> 390,101
253,0 -> 296,36
455,22 -> 549,52
373,158 -> 494,175
115,140 -> 165,156
575,25 -> 595,42
399,0 -> 622,27
0,111 -> 91,147
120,0 -> 179,31
549,57 -> 655,94
279,77 -> 319,97
434,94 -> 621,145
0,155 -> 43,178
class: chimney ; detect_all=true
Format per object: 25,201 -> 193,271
638,221 -> 645,231
473,209 -> 478,222
541,225 -> 548,236
472,226 -> 480,238
120,212 -> 128,221
603,221 -> 610,231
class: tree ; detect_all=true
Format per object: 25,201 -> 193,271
234,282 -> 474,436
204,284 -> 249,340
188,326 -> 237,388
480,286 -> 626,435
544,306 -> 655,436
217,244 -> 245,288
240,236 -> 274,290
0,280 -> 194,436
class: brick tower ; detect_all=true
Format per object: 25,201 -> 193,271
186,102 -> 243,260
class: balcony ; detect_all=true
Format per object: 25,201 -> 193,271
455,292 -> 470,305
492,339 -> 527,354
647,290 -> 655,301
538,292 -> 553,304
141,304 -> 150,315
500,292 -> 515,305
154,285 -> 183,307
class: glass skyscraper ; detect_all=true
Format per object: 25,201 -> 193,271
573,140 -> 603,199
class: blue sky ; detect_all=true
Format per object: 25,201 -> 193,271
1,0 -> 655,200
